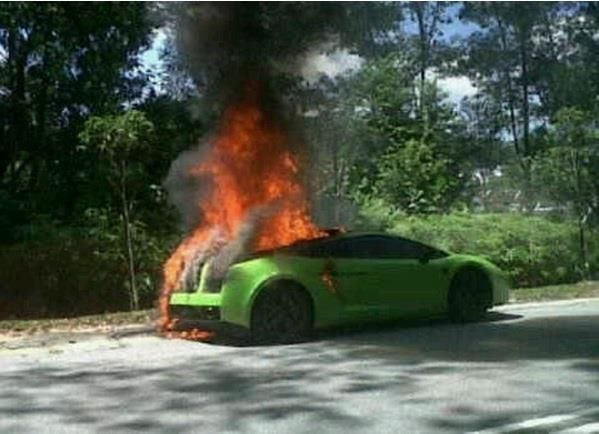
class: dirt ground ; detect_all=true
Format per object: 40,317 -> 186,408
0,323 -> 156,355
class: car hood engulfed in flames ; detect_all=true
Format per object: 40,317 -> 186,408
158,84 -> 326,340
174,228 -> 345,295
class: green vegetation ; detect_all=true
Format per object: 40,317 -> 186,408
390,213 -> 598,288
0,222 -> 174,319
1,3 -> 598,319
79,111 -> 156,310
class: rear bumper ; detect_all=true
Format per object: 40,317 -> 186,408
169,283 -> 251,328
168,304 -> 248,335
170,291 -> 222,307
169,292 -> 223,329
169,304 -> 221,322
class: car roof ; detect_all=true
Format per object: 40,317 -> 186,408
251,230 -> 416,258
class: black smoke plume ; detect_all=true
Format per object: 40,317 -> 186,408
172,2 -> 391,104
163,2 -> 393,286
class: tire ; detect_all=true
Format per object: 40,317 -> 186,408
448,268 -> 490,323
250,282 -> 313,344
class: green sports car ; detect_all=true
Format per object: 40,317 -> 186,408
169,231 -> 510,342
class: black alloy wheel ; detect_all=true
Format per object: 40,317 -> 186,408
250,283 -> 313,344
448,268 -> 489,322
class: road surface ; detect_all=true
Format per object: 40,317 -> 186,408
1,298 -> 599,433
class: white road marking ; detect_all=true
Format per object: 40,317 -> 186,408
471,407 -> 599,434
471,414 -> 579,433
558,422 -> 599,433
507,414 -> 580,429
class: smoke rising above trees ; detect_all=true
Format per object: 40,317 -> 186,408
169,2 -> 399,104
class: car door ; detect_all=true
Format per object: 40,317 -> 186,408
377,236 -> 449,317
310,236 -> 407,320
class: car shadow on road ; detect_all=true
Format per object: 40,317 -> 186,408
216,309 -> 599,363
210,311 -> 524,348
311,311 -> 599,362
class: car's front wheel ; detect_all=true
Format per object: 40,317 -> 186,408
448,268 -> 490,322
250,281 -> 313,344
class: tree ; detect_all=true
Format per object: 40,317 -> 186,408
79,110 -> 155,310
458,93 -> 509,211
407,2 -> 450,84
533,107 -> 599,276
377,138 -> 454,213
0,3 -> 155,221
405,2 -> 454,132
534,3 -> 599,117
341,53 -> 421,199
299,76 -> 370,226
340,52 -> 472,213
459,2 -> 559,210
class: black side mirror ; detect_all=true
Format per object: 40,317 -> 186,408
418,250 -> 433,264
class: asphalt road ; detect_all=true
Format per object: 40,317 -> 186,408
1,299 -> 599,434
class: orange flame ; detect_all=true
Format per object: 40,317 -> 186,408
159,84 -> 324,340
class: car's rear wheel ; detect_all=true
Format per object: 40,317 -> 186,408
250,281 -> 313,344
448,268 -> 490,322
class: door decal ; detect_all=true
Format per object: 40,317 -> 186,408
321,259 -> 343,299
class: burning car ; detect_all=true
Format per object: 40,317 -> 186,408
167,231 -> 510,343
156,74 -> 508,344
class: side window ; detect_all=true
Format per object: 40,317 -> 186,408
299,237 -> 374,258
338,236 -> 436,260
309,236 -> 397,259
387,238 -> 429,259
307,238 -> 355,257
386,237 -> 448,260
332,237 -> 381,258
300,235 -> 446,260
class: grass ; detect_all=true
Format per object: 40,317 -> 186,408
510,280 -> 599,303
1,281 -> 598,336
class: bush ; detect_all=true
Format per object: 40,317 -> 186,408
0,234 -> 122,319
83,208 -> 174,309
0,215 -> 176,320
387,212 -> 595,288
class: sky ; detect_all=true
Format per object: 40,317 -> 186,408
140,28 -> 168,73
139,6 -> 480,106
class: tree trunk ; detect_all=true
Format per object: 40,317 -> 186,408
7,27 -> 28,190
414,3 -> 431,138
519,40 -> 530,157
29,66 -> 49,193
578,218 -> 588,279
495,15 -> 520,156
495,12 -> 531,212
331,136 -> 341,226
519,30 -> 533,212
572,149 -> 589,279
0,105 -> 9,180
415,4 -> 427,86
119,161 -> 138,311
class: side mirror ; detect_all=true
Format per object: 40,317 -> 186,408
418,250 -> 432,264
